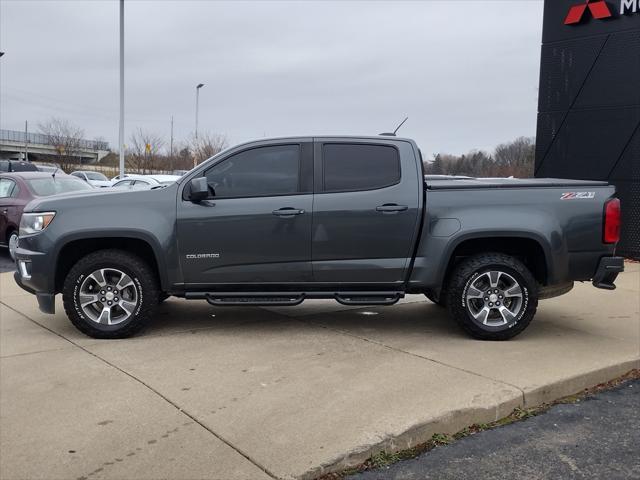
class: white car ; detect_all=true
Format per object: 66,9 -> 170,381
70,170 -> 111,188
111,174 -> 181,190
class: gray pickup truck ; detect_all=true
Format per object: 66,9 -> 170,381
13,136 -> 624,340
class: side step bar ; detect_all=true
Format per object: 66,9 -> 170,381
184,291 -> 404,307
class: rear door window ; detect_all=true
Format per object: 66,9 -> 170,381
322,144 -> 400,192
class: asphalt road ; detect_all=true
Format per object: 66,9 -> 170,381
350,379 -> 640,480
0,250 -> 15,273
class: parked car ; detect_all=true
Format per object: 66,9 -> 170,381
0,172 -> 93,260
111,174 -> 181,190
70,170 -> 112,188
0,159 -> 39,173
13,136 -> 623,340
34,163 -> 63,174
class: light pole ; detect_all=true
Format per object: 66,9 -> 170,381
195,83 -> 204,141
118,0 -> 125,179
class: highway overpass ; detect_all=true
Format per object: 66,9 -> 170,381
0,129 -> 110,164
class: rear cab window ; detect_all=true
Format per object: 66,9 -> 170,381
321,143 -> 401,192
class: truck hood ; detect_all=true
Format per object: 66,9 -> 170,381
24,185 -> 173,213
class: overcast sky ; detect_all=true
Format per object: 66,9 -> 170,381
0,0 -> 543,158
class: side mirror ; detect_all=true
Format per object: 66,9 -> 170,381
189,177 -> 209,202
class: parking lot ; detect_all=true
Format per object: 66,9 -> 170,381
0,251 -> 14,274
0,262 -> 638,480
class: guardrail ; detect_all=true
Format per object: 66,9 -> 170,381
0,129 -> 109,151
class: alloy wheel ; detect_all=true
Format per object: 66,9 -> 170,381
465,270 -> 524,327
78,268 -> 139,325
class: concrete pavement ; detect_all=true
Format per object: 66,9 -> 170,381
0,263 -> 638,479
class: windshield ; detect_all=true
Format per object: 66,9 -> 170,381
85,172 -> 108,181
27,178 -> 94,196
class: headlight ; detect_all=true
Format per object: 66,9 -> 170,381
19,212 -> 56,235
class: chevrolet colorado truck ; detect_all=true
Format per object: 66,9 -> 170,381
13,136 -> 624,340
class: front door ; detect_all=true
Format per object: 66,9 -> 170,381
311,140 -> 422,285
177,142 -> 314,286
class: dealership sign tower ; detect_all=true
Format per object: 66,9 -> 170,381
535,0 -> 640,259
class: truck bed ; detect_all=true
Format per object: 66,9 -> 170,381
425,177 -> 609,190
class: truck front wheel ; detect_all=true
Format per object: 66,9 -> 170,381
445,253 -> 538,340
62,249 -> 160,339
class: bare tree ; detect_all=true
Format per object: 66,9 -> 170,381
126,129 -> 165,174
494,137 -> 535,178
424,137 -> 536,178
190,132 -> 228,166
38,118 -> 85,172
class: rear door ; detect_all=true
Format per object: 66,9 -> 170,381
0,178 -> 19,245
311,139 -> 422,285
177,141 -> 314,285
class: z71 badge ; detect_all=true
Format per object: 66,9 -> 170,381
561,192 -> 596,200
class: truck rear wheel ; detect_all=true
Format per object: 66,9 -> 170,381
62,249 -> 160,339
445,253 -> 538,340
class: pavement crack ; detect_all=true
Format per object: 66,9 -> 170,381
299,317 -> 527,405
0,346 -> 73,359
0,300 -> 281,480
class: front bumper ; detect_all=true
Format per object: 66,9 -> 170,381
592,256 -> 624,290
13,237 -> 57,314
14,271 -> 55,314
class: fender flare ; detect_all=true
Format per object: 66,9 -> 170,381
53,229 -> 169,290
435,230 -> 556,288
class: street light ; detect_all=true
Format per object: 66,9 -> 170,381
118,0 -> 125,179
195,83 -> 205,141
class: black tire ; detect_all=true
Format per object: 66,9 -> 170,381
445,253 -> 538,340
63,249 -> 160,339
424,292 -> 446,307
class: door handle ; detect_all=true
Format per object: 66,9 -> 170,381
376,204 -> 408,213
272,208 -> 305,217
1,209 -> 7,215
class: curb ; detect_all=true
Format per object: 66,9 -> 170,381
301,361 -> 640,480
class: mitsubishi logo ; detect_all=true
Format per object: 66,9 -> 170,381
564,0 -> 613,24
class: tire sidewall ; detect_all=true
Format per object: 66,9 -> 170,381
8,232 -> 18,260
63,250 -> 158,338
70,265 -> 145,334
447,254 -> 539,340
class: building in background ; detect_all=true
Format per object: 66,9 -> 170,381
535,0 -> 640,259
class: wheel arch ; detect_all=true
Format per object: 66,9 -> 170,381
54,231 -> 167,293
5,224 -> 18,241
438,232 -> 552,291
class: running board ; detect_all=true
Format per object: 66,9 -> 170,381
334,292 -> 402,306
184,291 -> 404,307
206,293 -> 305,306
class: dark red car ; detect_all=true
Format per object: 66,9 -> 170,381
0,172 -> 93,260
